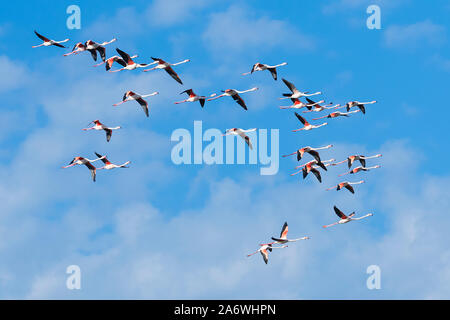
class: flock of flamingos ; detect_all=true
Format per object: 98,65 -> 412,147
33,30 -> 382,265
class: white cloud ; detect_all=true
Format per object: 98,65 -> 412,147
384,20 -> 446,48
322,0 -> 408,15
429,54 -> 450,73
0,55 -> 29,93
202,5 -> 315,58
1,3 -> 450,300
145,0 -> 213,27
5,138 -> 447,299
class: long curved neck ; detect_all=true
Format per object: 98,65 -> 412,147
171,59 -> 190,66
141,92 -> 158,98
236,87 -> 258,94
361,154 -> 382,159
272,62 -> 287,68
359,100 -> 376,104
314,144 -> 333,150
100,38 -> 117,46
352,214 -> 372,220
291,237 -> 309,241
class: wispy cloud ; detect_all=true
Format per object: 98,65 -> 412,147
383,20 -> 446,48
0,55 -> 29,93
202,5 -> 315,58
2,136 -> 450,299
145,0 -> 214,27
322,0 -> 408,15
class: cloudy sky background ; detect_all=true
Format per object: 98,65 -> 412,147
0,0 -> 449,299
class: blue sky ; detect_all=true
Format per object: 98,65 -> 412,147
0,0 -> 449,299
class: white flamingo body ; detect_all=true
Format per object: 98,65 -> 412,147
113,91 -> 159,117
143,57 -> 190,84
108,48 -> 149,72
339,165 -> 381,177
345,100 -> 377,114
94,152 -> 130,170
326,180 -> 365,194
292,112 -> 328,132
223,128 -> 257,149
333,154 -> 382,169
207,87 -> 258,110
247,243 -> 288,264
283,144 -> 333,162
294,158 -> 335,171
279,98 -> 325,110
94,53 -> 138,71
323,206 -> 373,228
302,98 -> 342,113
312,110 -> 360,120
291,159 -> 334,183
61,155 -> 105,182
85,39 -> 116,62
32,31 -> 69,48
270,222 -> 310,245
83,120 -> 121,142
64,42 -> 86,56
280,78 -> 322,100
243,62 -> 287,80
64,38 -> 116,61
174,89 -> 206,107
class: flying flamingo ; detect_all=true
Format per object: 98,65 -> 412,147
32,30 -> 69,48
64,42 -> 86,56
223,128 -> 257,149
345,100 -> 377,114
84,38 -> 117,62
93,53 -> 138,71
108,48 -> 149,72
293,158 -> 335,171
292,113 -> 328,132
338,165 -> 381,177
207,88 -> 258,111
94,152 -> 130,170
242,62 -> 288,80
302,98 -> 341,113
323,206 -> 373,228
326,180 -> 365,194
282,144 -> 333,162
113,91 -> 159,117
333,154 -> 382,168
291,159 -> 334,183
61,155 -> 105,182
174,89 -> 206,108
82,120 -> 121,142
280,78 -> 322,100
279,98 -> 325,110
270,222 -> 310,245
143,57 -> 190,84
302,163 -> 324,183
64,38 -> 116,61
312,110 -> 360,120
247,243 -> 288,265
